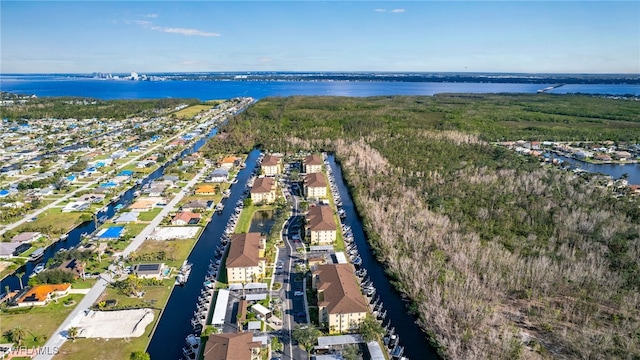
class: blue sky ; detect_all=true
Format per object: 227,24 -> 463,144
1,1 -> 638,73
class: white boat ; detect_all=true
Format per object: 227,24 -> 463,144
29,263 -> 46,277
175,261 -> 193,286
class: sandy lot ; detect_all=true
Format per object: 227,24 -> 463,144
147,226 -> 200,240
75,309 -> 155,338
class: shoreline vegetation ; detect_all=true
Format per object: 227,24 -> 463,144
202,94 -> 640,359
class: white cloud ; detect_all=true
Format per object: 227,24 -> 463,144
150,26 -> 220,37
144,13 -> 158,18
391,8 -> 406,13
134,20 -> 152,26
373,8 -> 387,12
259,57 -> 272,63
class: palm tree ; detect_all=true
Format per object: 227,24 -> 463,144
67,327 -> 79,341
15,272 -> 25,290
7,326 -> 28,346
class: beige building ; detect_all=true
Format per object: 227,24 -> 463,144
313,264 -> 369,334
202,332 -> 262,360
250,177 -> 277,204
305,205 -> 336,245
303,154 -> 323,173
304,172 -> 327,199
261,154 -> 282,176
226,233 -> 266,284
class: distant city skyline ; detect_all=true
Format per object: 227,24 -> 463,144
1,1 -> 639,74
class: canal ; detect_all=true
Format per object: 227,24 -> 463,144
1,127 -> 218,292
326,154 -> 439,360
552,154 -> 640,185
147,149 -> 260,360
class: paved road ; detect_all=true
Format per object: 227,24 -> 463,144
35,164 -> 211,360
0,126 -> 198,237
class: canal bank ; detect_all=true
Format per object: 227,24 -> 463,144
326,154 -> 439,360
0,126 -> 219,292
146,149 -> 261,360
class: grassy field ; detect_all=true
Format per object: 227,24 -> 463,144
137,207 -> 163,222
55,278 -> 175,359
0,294 -> 83,348
130,237 -> 198,268
324,183 -> 345,252
172,104 -> 214,119
5,208 -> 86,240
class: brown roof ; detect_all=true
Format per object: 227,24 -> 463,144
202,332 -> 262,360
314,264 -> 368,315
172,211 -> 202,223
306,205 -> 336,231
305,172 -> 327,188
261,154 -> 280,166
250,177 -> 274,194
304,154 -> 323,166
226,233 -> 264,268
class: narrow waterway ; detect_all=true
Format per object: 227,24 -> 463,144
0,128 -> 218,292
552,154 -> 640,185
147,149 -> 260,360
327,154 -> 439,360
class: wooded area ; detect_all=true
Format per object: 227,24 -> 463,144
205,94 -> 640,359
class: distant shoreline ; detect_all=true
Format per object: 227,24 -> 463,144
2,72 -> 639,85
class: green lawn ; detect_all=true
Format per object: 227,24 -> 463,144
0,294 -> 83,348
130,237 -> 198,268
137,207 -> 163,222
325,183 -> 345,251
6,208 -> 86,240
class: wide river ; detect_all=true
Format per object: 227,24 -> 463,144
1,78 -> 638,100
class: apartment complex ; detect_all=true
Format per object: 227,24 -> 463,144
250,177 -> 277,204
305,205 -> 337,245
226,233 -> 266,284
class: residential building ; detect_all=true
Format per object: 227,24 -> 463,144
181,200 -> 210,212
195,184 -> 216,195
171,211 -> 202,225
305,205 -> 337,245
303,154 -> 323,173
304,172 -> 328,199
129,197 -> 164,212
312,264 -> 369,334
250,177 -> 276,204
261,154 -> 282,176
11,232 -> 42,243
226,233 -> 266,284
207,168 -> 229,183
132,263 -> 165,279
202,332 -> 262,360
17,284 -> 72,307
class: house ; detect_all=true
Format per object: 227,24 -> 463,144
113,212 -> 139,223
250,178 -> 276,204
220,156 -> 240,170
17,284 -> 72,307
195,184 -> 216,195
56,258 -> 84,278
304,173 -> 328,199
261,155 -> 282,176
226,233 -> 266,284
11,232 -> 42,243
132,263 -> 165,279
201,332 -> 262,360
312,264 -> 369,334
62,201 -> 91,212
79,193 -> 106,203
303,154 -> 323,173
305,205 -> 336,245
182,156 -> 198,166
147,185 -> 165,197
181,200 -> 210,212
207,168 -> 229,183
162,175 -> 180,183
0,242 -> 22,259
129,197 -> 164,212
171,211 -> 202,225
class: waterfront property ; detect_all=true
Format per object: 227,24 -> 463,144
132,263 -> 166,279
201,332 -> 262,360
306,205 -> 337,246
16,283 -> 72,307
312,264 -> 369,334
260,154 -> 282,176
303,154 -> 324,173
171,211 -> 202,225
11,231 -> 42,243
304,172 -> 328,199
226,233 -> 266,284
250,177 -> 276,204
